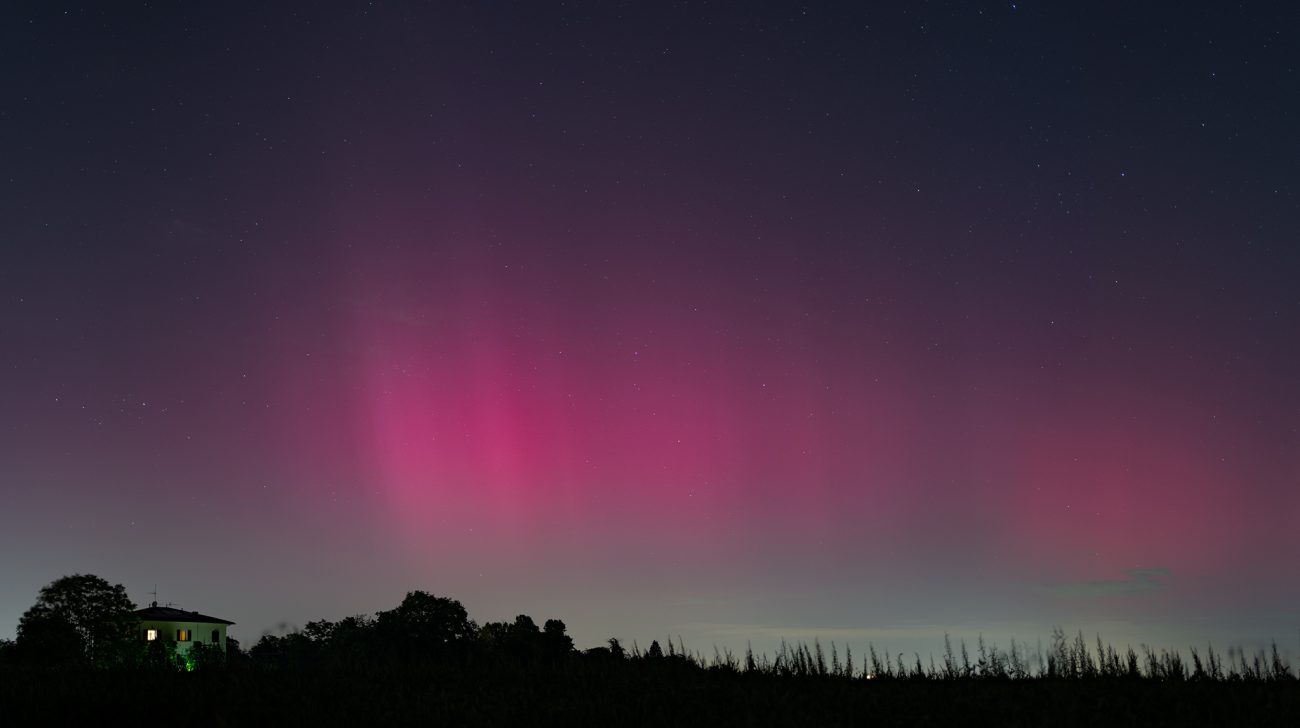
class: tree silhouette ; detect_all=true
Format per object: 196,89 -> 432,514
509,614 -> 539,639
187,642 -> 225,671
141,636 -> 178,671
375,590 -> 476,661
16,574 -> 138,667
477,620 -> 510,650
542,619 -> 574,656
14,608 -> 83,668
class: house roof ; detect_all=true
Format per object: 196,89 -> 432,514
134,603 -> 235,625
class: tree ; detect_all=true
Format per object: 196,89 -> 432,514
141,637 -> 178,672
224,635 -> 252,670
14,609 -> 83,668
542,619 -> 574,656
374,591 -> 477,662
0,638 -> 15,667
16,574 -> 138,668
187,642 -> 226,671
607,637 -> 626,659
478,615 -> 540,660
249,634 -> 289,668
478,621 -> 510,649
324,615 -> 376,666
508,614 -> 540,643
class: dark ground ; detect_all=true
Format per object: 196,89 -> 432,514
2,662 -> 1297,727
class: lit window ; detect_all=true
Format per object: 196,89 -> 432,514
177,629 -> 191,642
146,629 -> 157,641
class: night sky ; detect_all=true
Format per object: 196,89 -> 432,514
3,2 -> 1298,657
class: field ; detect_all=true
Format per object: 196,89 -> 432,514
5,588 -> 1296,725
3,647 -> 1297,726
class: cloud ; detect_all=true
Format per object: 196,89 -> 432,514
1039,568 -> 1172,598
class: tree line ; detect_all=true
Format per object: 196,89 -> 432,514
3,573 -> 1296,685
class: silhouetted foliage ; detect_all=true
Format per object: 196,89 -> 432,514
374,590 -> 476,662
14,609 -> 83,668
140,637 -> 177,672
475,613 -> 573,663
186,642 -> 225,671
4,576 -> 1299,725
223,635 -> 251,670
583,637 -> 626,662
543,619 -> 574,656
15,574 -> 138,668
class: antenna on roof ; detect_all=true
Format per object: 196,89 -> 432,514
150,584 -> 158,608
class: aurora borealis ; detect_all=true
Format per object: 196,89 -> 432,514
2,2 -> 1297,656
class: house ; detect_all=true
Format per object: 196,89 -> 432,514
135,601 -> 235,655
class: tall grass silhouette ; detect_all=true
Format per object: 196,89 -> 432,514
4,590 -> 1297,726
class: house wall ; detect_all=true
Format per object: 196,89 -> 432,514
141,620 -> 227,654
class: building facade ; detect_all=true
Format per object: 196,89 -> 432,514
135,602 -> 234,656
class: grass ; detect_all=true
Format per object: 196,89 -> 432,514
4,584 -> 1297,726
2,628 -> 1297,726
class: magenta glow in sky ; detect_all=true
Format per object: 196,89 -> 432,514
2,3 -> 1298,656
